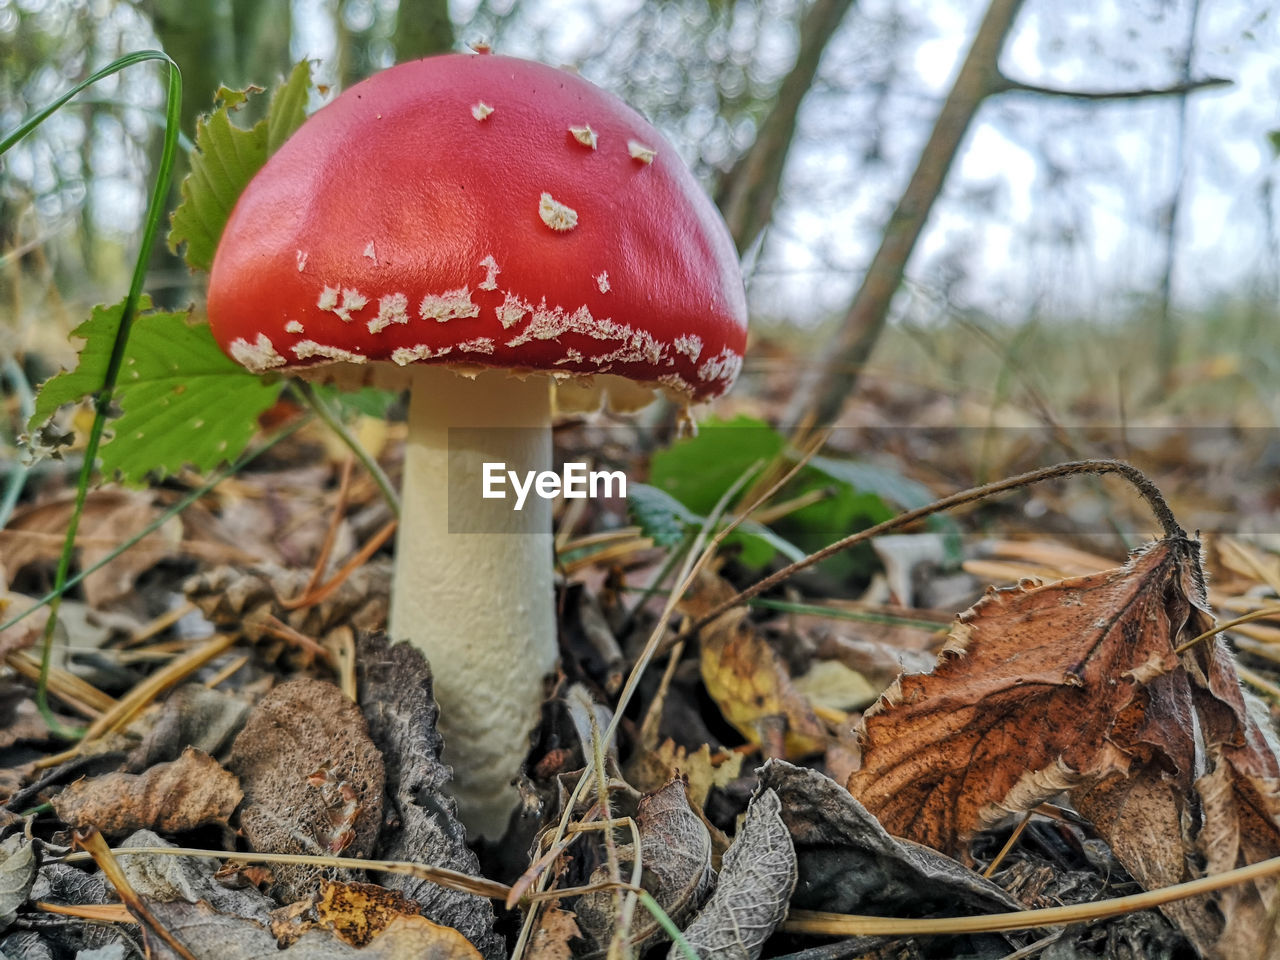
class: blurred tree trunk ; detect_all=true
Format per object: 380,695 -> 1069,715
145,0 -> 292,306
716,0 -> 857,254
394,0 -> 456,61
801,0 -> 1025,426
799,0 -> 1227,425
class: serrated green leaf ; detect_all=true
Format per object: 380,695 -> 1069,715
168,60 -> 314,272
266,61 -> 312,154
29,298 -> 283,484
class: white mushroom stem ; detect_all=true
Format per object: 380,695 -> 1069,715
390,366 -> 557,839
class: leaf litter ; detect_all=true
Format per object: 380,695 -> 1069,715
5,86 -> 1280,958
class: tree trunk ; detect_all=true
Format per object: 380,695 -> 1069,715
801,0 -> 1026,425
716,0 -> 858,254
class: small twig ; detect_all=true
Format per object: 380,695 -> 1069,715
993,73 -> 1230,101
123,601 -> 197,648
278,519 -> 397,611
290,380 -> 400,516
983,810 -> 1034,877
294,456 -> 355,600
75,634 -> 236,745
1175,606 -> 1280,655
1238,664 -> 1280,702
74,827 -> 199,960
688,459 -> 1184,637
784,853 -> 1280,936
61,843 -> 511,901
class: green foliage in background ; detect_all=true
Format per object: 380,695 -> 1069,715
639,416 -> 956,576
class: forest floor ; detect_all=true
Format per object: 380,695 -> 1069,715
1,318 -> 1279,960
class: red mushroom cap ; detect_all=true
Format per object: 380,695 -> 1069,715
207,53 -> 747,403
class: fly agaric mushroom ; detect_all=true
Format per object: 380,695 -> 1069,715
206,52 -> 747,838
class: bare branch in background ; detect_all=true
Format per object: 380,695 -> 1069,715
716,0 -> 859,254
993,74 -> 1228,102
801,0 -> 1027,425
800,0 -> 1234,425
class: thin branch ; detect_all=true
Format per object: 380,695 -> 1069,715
992,73 -> 1229,101
716,0 -> 858,252
687,458 -> 1184,636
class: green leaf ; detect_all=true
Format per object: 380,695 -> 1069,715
314,384 -> 400,420
29,298 -> 284,484
648,416 -> 785,515
1269,129 -> 1280,159
629,482 -> 698,548
628,482 -> 804,568
806,454 -> 961,561
168,60 -> 314,272
806,455 -> 937,512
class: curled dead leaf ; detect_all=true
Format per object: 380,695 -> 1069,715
52,747 -> 241,837
683,573 -> 827,758
575,778 -> 713,956
228,678 -> 384,902
847,536 -> 1280,957
670,788 -> 795,960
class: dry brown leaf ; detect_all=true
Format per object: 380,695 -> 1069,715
526,900 -> 582,960
355,633 -> 503,960
626,739 -> 743,809
847,535 -> 1280,957
51,747 -> 241,837
227,677 -> 385,902
850,540 -> 1197,853
315,880 -> 423,947
576,778 -> 714,955
185,564 -> 389,665
145,899 -> 483,959
669,788 -> 795,960
683,573 -> 827,758
0,491 -> 179,608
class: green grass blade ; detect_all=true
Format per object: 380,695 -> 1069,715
1,49 -> 184,733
